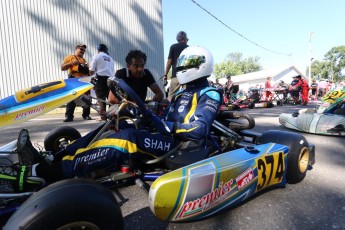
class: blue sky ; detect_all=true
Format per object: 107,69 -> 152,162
162,0 -> 345,72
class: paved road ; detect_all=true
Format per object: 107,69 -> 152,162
0,104 -> 344,230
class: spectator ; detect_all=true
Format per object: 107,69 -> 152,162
224,75 -> 234,101
89,44 -> 115,121
310,79 -> 318,100
61,44 -> 92,122
108,50 -> 163,104
214,79 -> 224,96
164,31 -> 189,100
264,77 -> 273,101
295,75 -> 309,105
317,80 -> 328,97
289,76 -> 300,104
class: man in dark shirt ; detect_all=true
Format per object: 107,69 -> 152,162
108,50 -> 163,103
164,31 -> 189,100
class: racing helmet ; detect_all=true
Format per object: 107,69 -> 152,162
176,46 -> 214,85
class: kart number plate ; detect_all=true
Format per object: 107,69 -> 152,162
256,151 -> 285,191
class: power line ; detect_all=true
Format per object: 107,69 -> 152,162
190,0 -> 291,56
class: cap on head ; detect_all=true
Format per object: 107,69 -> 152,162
176,31 -> 188,42
76,44 -> 87,49
295,75 -> 302,79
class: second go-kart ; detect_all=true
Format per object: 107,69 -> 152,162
1,78 -> 315,228
279,87 -> 345,136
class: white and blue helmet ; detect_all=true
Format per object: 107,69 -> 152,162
176,46 -> 214,85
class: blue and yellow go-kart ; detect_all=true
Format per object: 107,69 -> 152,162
1,78 -> 315,229
279,87 -> 345,136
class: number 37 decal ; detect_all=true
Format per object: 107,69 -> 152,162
256,151 -> 285,191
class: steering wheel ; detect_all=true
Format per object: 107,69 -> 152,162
116,79 -> 167,132
117,80 -> 151,117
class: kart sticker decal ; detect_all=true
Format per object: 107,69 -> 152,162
236,167 -> 255,191
14,106 -> 46,121
321,89 -> 345,104
255,151 -> 285,191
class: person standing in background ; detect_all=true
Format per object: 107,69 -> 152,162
224,75 -> 234,101
61,44 -> 92,122
310,79 -> 318,100
89,44 -> 115,121
264,77 -> 273,101
164,31 -> 189,100
108,50 -> 163,103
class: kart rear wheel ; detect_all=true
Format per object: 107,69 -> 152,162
248,102 -> 255,109
44,126 -> 81,153
4,179 -> 123,230
259,130 -> 310,184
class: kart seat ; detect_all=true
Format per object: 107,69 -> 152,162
164,139 -> 209,170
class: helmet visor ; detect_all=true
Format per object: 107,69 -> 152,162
176,55 -> 206,72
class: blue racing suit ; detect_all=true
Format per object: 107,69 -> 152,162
60,78 -> 221,178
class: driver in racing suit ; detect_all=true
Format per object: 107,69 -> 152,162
2,46 -> 221,191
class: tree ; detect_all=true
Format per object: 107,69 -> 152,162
309,60 -> 331,80
310,46 -> 345,82
324,46 -> 345,82
214,52 -> 262,79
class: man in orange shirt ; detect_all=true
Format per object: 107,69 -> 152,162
61,44 -> 92,122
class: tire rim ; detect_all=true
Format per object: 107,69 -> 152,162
57,221 -> 100,230
298,147 -> 310,173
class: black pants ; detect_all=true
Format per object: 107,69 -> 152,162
65,75 -> 90,118
94,75 -> 110,113
65,99 -> 90,119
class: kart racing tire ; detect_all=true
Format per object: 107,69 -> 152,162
44,126 -> 81,153
248,102 -> 255,109
4,178 -> 124,230
259,130 -> 310,184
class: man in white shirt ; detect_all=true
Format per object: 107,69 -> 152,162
89,44 -> 115,120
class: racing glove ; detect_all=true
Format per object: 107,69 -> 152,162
150,115 -> 175,135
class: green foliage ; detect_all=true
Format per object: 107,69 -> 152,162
310,46 -> 345,82
214,52 -> 262,78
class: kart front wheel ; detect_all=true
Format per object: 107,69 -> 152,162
4,179 -> 123,230
259,130 -> 310,184
44,126 -> 81,153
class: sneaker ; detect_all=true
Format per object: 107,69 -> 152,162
17,129 -> 47,166
0,164 -> 45,193
63,117 -> 73,122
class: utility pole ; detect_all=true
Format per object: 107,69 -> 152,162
308,32 -> 314,86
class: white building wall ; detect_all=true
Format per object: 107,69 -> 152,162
0,0 -> 164,99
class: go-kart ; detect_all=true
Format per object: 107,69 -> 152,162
279,87 -> 345,136
0,78 -> 315,228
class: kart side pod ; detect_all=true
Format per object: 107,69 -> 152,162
149,143 -> 289,222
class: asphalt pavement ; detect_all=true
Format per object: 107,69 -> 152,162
0,103 -> 344,230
